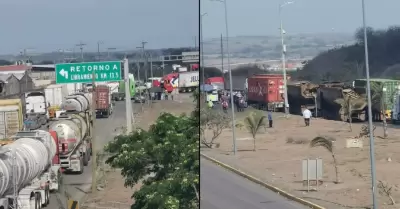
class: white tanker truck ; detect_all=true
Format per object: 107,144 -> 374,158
49,93 -> 93,174
0,130 -> 61,209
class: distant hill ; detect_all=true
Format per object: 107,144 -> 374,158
295,26 -> 400,82
203,33 -> 355,60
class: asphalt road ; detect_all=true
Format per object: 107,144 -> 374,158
200,158 -> 307,209
47,100 -> 140,209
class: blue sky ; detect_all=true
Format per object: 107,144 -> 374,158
0,0 -> 199,54
201,0 -> 400,39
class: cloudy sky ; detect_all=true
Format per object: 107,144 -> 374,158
0,0 -> 199,54
201,0 -> 400,38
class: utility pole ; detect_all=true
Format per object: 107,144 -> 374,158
221,34 -> 224,72
136,41 -> 147,106
124,58 -> 133,133
107,47 -> 116,59
150,54 -> 154,78
97,41 -> 104,61
90,69 -> 97,194
76,42 -> 86,62
136,41 -> 148,81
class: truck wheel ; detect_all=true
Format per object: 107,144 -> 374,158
43,185 -> 49,206
35,192 -> 41,209
78,158 -> 84,174
83,153 -> 89,166
103,111 -> 109,118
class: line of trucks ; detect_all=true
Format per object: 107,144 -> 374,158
0,88 -> 98,208
224,73 -> 400,122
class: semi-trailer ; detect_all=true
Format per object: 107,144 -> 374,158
0,130 -> 61,209
94,85 -> 113,118
50,93 -> 93,174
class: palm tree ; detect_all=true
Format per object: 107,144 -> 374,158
335,95 -> 354,131
310,136 -> 340,184
244,111 -> 268,151
370,82 -> 388,138
335,91 -> 368,131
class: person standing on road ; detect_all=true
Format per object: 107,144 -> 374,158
267,111 -> 273,128
302,106 -> 312,126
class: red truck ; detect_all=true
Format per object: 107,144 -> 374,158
94,85 -> 113,118
247,74 -> 290,112
206,77 -> 224,90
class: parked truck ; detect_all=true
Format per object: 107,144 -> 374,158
247,74 -> 289,112
113,73 -> 135,101
205,77 -> 224,90
0,99 -> 23,142
287,81 -> 320,115
45,84 -> 69,120
94,85 -> 113,118
50,93 -> 92,174
24,91 -> 48,130
0,130 -> 61,209
178,71 -> 199,93
318,82 -> 367,121
353,78 -> 400,121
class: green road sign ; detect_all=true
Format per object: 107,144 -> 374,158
55,61 -> 122,84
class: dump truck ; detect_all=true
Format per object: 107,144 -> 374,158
0,130 -> 61,209
0,99 -> 23,143
318,82 -> 367,121
247,74 -> 289,111
50,93 -> 92,174
94,85 -> 113,118
353,78 -> 400,120
287,81 -> 320,115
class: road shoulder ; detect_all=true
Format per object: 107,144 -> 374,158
201,153 -> 325,209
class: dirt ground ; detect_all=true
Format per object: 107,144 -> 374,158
83,95 -> 195,208
202,108 -> 400,209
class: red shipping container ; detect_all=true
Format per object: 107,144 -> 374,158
247,74 -> 290,103
95,85 -> 110,110
206,77 -> 224,84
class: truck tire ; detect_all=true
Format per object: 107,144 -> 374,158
78,158 -> 84,174
43,185 -> 50,206
83,152 -> 89,166
103,111 -> 109,118
35,192 -> 41,209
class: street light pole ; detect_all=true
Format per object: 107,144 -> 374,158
362,0 -> 377,208
223,0 -> 237,155
212,0 -> 236,155
201,13 -> 207,87
279,1 -> 294,115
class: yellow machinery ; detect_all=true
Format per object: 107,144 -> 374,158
48,105 -> 61,119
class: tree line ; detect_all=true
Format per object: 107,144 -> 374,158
294,26 -> 400,82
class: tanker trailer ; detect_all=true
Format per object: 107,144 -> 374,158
287,81 -> 319,115
0,130 -> 61,209
49,112 -> 92,174
61,93 -> 92,112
